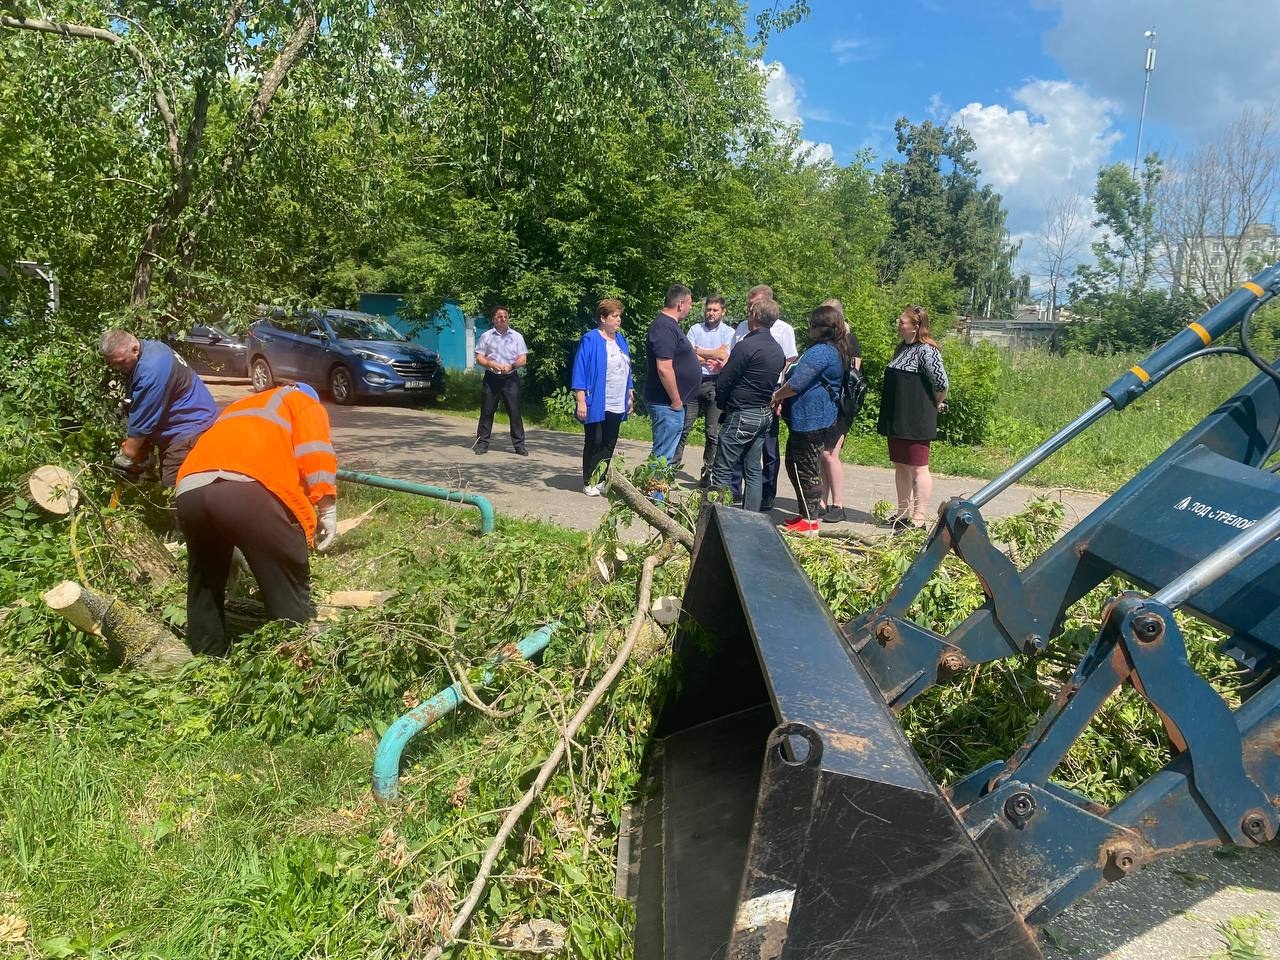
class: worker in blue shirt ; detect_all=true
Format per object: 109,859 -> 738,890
99,329 -> 219,487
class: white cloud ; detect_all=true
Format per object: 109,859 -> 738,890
831,37 -> 873,65
1037,0 -> 1280,138
761,60 -> 836,164
953,80 -> 1120,235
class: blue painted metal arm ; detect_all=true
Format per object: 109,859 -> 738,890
372,623 -> 557,801
337,468 -> 495,534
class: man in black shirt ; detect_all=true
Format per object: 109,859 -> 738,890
645,283 -> 699,467
711,298 -> 786,512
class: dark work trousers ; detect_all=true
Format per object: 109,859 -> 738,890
673,377 -> 722,484
176,479 -> 312,656
476,371 -> 526,450
582,412 -> 624,485
785,428 -> 826,521
159,431 -> 203,488
732,412 -> 781,507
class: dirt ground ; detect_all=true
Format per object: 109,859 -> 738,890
207,380 -> 1280,958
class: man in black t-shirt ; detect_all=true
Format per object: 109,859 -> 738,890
645,283 -> 699,466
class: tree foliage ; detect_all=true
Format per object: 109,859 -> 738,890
877,117 -> 1021,317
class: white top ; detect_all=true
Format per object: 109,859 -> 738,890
475,327 -> 528,367
603,333 -> 631,414
686,320 -> 737,376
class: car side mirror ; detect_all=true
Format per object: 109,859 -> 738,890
208,332 -> 222,343
307,329 -> 327,340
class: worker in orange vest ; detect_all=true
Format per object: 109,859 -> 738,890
175,383 -> 338,656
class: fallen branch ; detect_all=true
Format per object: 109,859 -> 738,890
604,465 -> 694,551
426,541 -> 677,958
42,580 -> 192,675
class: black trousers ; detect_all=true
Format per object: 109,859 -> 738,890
476,371 -> 525,449
785,428 -> 826,520
674,378 -> 722,481
582,412 -> 623,485
176,479 -> 312,656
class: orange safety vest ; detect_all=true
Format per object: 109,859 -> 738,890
177,385 -> 338,544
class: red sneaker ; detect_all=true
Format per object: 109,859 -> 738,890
780,516 -> 820,535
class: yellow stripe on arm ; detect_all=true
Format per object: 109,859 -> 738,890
1243,281 -> 1265,297
1188,322 -> 1211,345
1129,365 -> 1151,383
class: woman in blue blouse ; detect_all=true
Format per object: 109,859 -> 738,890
571,299 -> 634,495
772,304 -> 851,533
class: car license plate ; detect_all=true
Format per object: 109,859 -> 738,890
404,380 -> 428,389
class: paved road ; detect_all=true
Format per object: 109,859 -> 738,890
208,380 -> 1103,537
207,381 -> 1280,957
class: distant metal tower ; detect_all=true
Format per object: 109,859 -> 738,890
1133,29 -> 1157,175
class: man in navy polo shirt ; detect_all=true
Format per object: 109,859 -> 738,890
644,284 -> 698,467
100,329 -> 218,487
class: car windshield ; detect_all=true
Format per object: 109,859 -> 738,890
326,313 -> 405,342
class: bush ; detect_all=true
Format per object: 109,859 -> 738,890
937,339 -> 1002,445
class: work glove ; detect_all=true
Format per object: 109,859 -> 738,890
315,501 -> 338,553
111,451 -> 149,478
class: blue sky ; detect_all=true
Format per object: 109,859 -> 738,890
751,0 -> 1280,259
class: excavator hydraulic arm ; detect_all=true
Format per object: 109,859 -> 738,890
625,264 -> 1280,958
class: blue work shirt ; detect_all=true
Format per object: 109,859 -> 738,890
126,340 -> 218,446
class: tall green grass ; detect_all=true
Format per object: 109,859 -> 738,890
845,349 -> 1265,492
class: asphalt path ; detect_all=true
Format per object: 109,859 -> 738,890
207,380 -> 1280,958
207,380 -> 1104,538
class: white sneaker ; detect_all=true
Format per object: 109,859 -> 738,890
584,484 -> 601,497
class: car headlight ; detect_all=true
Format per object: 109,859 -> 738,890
353,348 -> 395,365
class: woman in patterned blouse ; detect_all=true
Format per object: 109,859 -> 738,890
876,305 -> 949,530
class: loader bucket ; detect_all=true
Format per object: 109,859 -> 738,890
626,506 -> 1043,959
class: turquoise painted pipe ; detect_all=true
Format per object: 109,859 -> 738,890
336,468 -> 495,534
372,623 -> 557,801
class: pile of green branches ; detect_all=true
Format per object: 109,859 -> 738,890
0,437 -> 1249,958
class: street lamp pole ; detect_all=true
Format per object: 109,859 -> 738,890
1133,28 -> 1157,175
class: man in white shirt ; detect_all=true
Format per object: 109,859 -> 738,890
678,295 -> 737,485
473,305 -> 529,455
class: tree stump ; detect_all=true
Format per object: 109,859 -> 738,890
42,580 -> 192,675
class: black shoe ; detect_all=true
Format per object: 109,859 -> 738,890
514,447 -> 529,456
759,499 -> 775,512
473,444 -> 488,455
822,505 -> 846,523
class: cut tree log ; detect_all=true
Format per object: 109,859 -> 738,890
104,514 -> 181,586
17,465 -> 79,515
42,580 -> 192,675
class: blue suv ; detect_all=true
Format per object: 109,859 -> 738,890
247,309 -> 446,405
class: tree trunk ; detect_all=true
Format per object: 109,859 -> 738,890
104,514 -> 182,586
43,580 -> 192,675
176,4 -> 318,273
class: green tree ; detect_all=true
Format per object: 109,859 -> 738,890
878,117 -> 1019,317
1078,154 -> 1162,297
